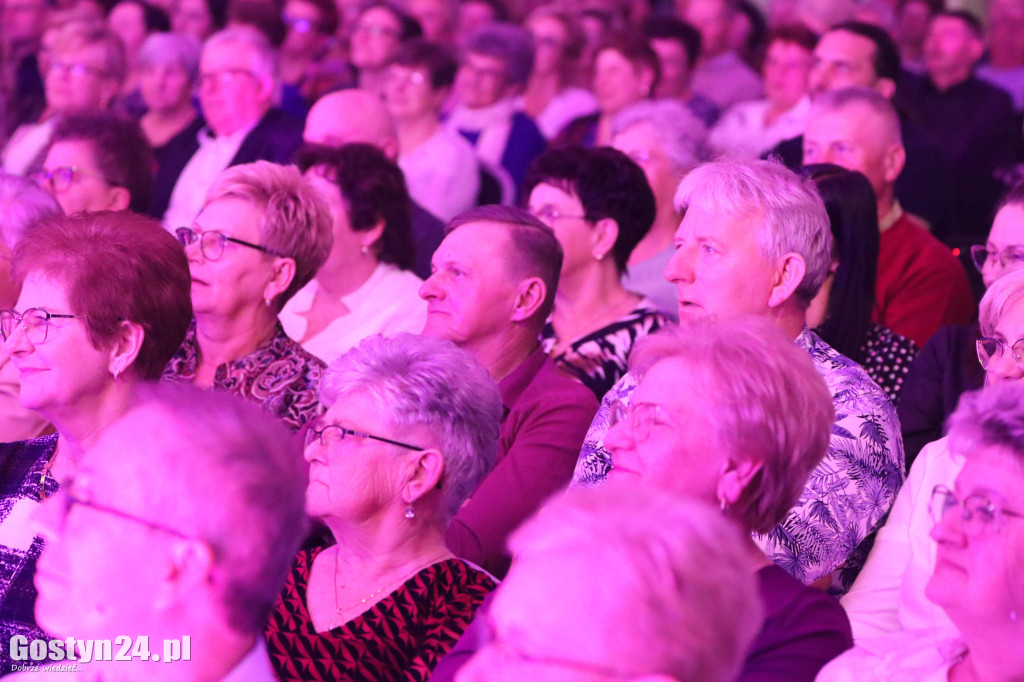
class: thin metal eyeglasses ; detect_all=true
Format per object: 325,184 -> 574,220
0,308 -> 78,345
175,226 -> 285,261
530,205 -> 588,224
929,484 -> 1024,536
970,244 -> 1024,272
30,166 -> 111,192
607,399 -> 671,443
976,336 -> 1024,373
303,422 -> 425,451
56,478 -> 197,540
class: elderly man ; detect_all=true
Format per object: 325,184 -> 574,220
159,26 -> 303,228
572,158 -> 903,595
19,383 -> 306,681
302,88 -> 443,279
420,205 -> 599,578
899,10 -> 1021,248
768,21 -> 954,237
803,87 -> 974,347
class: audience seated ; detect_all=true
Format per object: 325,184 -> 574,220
553,33 -> 658,149
843,267 -> 1024,641
265,333 -> 502,681
420,205 -> 599,577
603,317 -> 852,680
611,99 -> 707,320
446,22 -> 546,196
107,0 -> 171,115
280,143 -> 425,363
898,184 -> 1024,464
303,89 -> 445,279
163,161 -> 331,431
159,26 -> 303,228
456,487 -> 765,682
2,23 -> 126,176
642,15 -> 720,127
14,382 -> 307,681
0,0 -> 48,142
710,24 -> 816,159
769,21 -> 956,238
684,0 -> 764,110
518,7 -> 598,139
384,40 -> 480,222
0,211 -> 192,674
803,86 -> 974,347
279,0 -> 340,105
821,381 -> 1024,681
349,1 -> 422,95
898,10 -> 1022,248
572,158 -> 903,594
33,111 -> 154,215
171,0 -> 226,42
804,164 -> 917,402
976,0 -> 1024,109
525,146 -> 667,399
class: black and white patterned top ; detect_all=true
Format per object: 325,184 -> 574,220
540,300 -> 668,400
859,324 -> 918,403
0,435 -> 59,674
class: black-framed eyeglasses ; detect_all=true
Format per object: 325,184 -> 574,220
57,479 -> 197,540
30,166 -> 112,192
0,308 -> 78,345
929,484 -> 1024,536
479,612 -> 638,679
175,226 -> 285,261
976,336 -> 1024,373
303,422 -> 425,451
970,244 -> 1024,273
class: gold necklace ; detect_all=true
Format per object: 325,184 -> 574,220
37,447 -> 59,502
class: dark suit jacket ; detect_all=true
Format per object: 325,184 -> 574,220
149,108 -> 304,220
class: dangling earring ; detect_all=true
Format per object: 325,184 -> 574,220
404,506 -> 415,520
112,369 -> 120,381
718,496 -> 729,514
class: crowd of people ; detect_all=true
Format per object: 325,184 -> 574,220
0,0 -> 1022,679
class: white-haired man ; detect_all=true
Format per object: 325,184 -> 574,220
160,27 -> 303,229
572,158 -> 904,595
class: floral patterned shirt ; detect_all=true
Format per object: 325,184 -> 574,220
162,320 -> 325,431
570,327 -> 904,594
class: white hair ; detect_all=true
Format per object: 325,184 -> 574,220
203,25 -> 278,92
612,99 -> 709,173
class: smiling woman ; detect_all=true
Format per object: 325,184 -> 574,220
0,211 -> 192,674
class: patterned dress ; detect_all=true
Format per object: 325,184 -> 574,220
264,547 -> 496,681
540,301 -> 668,400
0,436 -> 59,675
162,320 -> 324,431
858,324 -> 917,403
570,327 -> 904,595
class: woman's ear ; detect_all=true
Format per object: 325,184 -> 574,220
718,457 -> 764,509
592,218 -> 620,262
361,219 -> 386,254
401,448 -> 445,504
108,320 -> 145,378
263,257 -> 297,305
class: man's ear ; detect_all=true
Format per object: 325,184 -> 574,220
104,186 -> 131,212
767,252 -> 806,308
883,144 -> 906,184
510,276 -> 546,322
874,77 -> 897,99
154,538 -> 216,609
108,320 -> 145,378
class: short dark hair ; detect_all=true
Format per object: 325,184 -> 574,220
643,15 -> 702,68
830,20 -> 901,83
392,39 -> 458,90
524,146 -> 656,275
50,112 -> 156,215
933,9 -> 983,38
296,142 -> 416,271
596,32 -> 661,96
768,22 -> 818,53
446,205 -> 563,321
359,1 -> 423,40
12,211 -> 193,380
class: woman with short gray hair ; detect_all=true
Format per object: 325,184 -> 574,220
265,332 -> 503,682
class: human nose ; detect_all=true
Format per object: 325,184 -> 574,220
663,243 -> 693,285
2,317 -> 33,356
604,416 -> 637,457
985,346 -> 1023,385
929,499 -> 968,547
418,273 -> 442,301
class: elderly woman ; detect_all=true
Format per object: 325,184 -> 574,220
604,317 -> 853,680
264,332 -> 503,681
280,143 -> 425,363
842,267 -> 1024,642
526,145 -> 667,399
163,160 -> 332,430
804,164 -> 917,401
455,487 -> 764,682
820,381 -> 1024,680
517,7 -> 598,140
611,99 -> 707,319
384,40 -> 480,222
349,1 -> 422,95
709,24 -> 817,159
0,210 -> 192,669
553,33 -> 659,148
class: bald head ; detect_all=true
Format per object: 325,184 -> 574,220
304,90 -> 400,160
